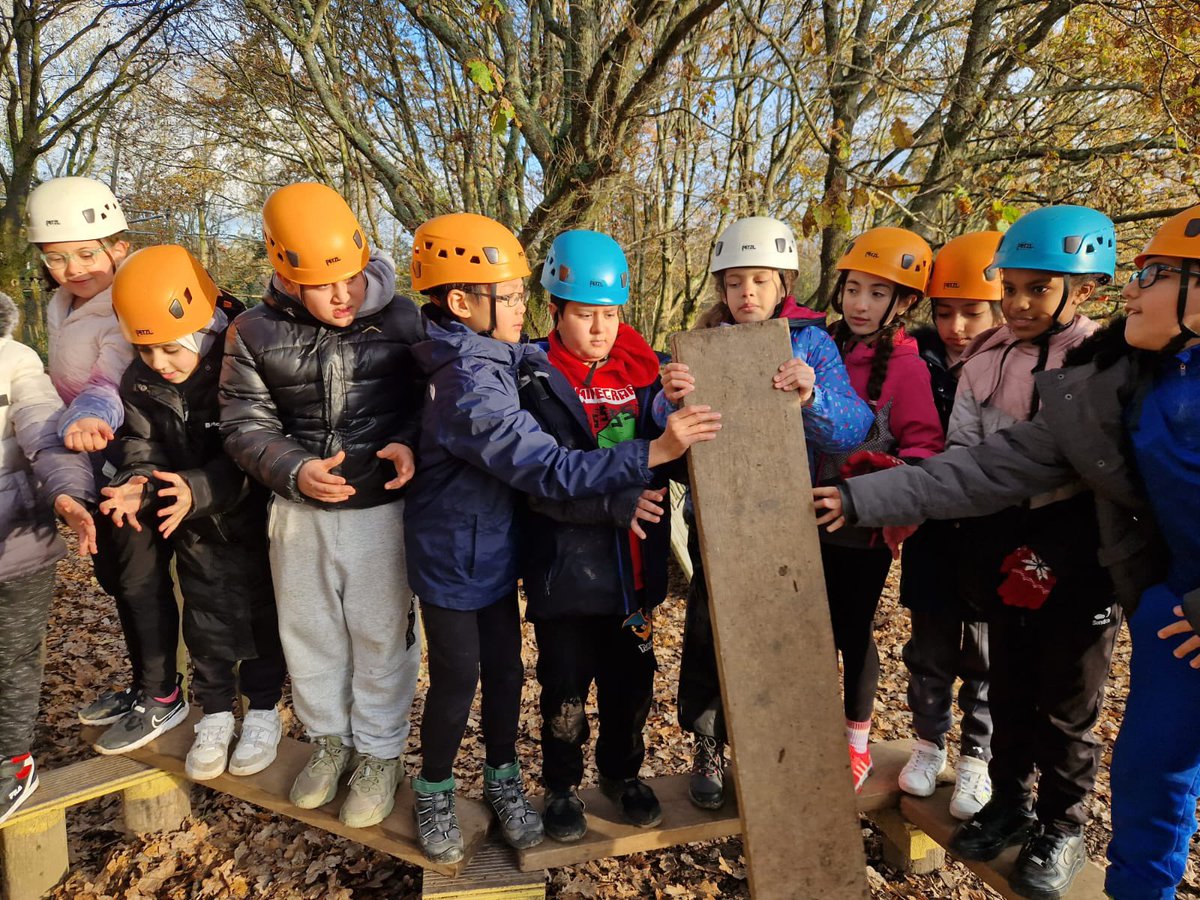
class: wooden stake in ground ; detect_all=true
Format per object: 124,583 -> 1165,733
673,319 -> 868,899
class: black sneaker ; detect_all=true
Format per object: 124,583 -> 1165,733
599,775 -> 662,828
544,787 -> 587,842
0,754 -> 39,825
1009,826 -> 1087,900
78,686 -> 137,726
93,691 -> 189,755
689,735 -> 726,810
948,797 -> 1037,861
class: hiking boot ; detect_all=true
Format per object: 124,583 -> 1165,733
413,776 -> 464,863
0,755 -> 39,825
949,755 -> 992,821
93,690 -> 188,755
599,775 -> 663,828
289,736 -> 354,809
898,739 -> 947,798
229,708 -> 282,777
544,787 -> 587,843
185,712 -> 235,781
849,745 -> 873,794
949,797 -> 1037,861
1009,826 -> 1087,900
483,762 -> 544,849
79,686 -> 137,726
340,755 -> 401,828
688,735 -> 726,810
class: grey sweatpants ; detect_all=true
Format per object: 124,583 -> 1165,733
268,498 -> 421,759
0,565 -> 55,756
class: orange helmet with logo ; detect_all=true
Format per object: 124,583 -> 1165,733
929,232 -> 1004,301
112,245 -> 218,345
1134,205 -> 1200,267
262,183 -> 370,285
411,213 -> 530,291
836,226 -> 933,294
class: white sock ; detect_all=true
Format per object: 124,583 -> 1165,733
846,719 -> 871,753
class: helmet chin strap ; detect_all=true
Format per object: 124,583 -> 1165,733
1027,276 -> 1074,416
1162,258 -> 1200,356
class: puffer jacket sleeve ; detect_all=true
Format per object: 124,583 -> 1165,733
57,321 -> 131,437
11,343 -> 95,506
434,360 -> 653,501
793,326 -> 873,452
110,378 -> 172,488
177,456 -> 251,521
219,319 -> 318,502
843,415 -> 1073,527
946,382 -> 986,449
884,353 -> 945,460
527,486 -> 644,528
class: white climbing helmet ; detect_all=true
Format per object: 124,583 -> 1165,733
709,216 -> 799,274
25,176 -> 129,243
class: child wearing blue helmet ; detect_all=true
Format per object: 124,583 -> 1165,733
519,230 -> 675,841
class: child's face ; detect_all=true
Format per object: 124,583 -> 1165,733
40,239 -> 128,302
137,342 -> 201,383
553,300 -> 620,361
283,271 -> 367,328
1122,255 -> 1200,351
1000,269 -> 1093,341
840,269 -> 914,336
933,298 -> 999,357
721,267 -> 784,323
448,278 -> 527,343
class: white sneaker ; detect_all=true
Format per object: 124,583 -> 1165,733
185,712 -> 236,781
898,739 -> 947,797
229,708 -> 283,777
949,755 -> 992,820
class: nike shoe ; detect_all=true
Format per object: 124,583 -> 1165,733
93,690 -> 189,755
78,686 -> 137,726
0,754 -> 39,825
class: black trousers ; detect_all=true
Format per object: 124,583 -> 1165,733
535,615 -> 656,792
677,526 -> 727,742
903,611 -> 992,758
820,542 -> 892,723
0,566 -> 55,756
988,599 -> 1121,831
93,512 -> 146,689
192,653 -> 287,715
419,593 -> 524,783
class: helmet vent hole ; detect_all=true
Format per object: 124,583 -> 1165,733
455,247 -> 465,256
437,249 -> 448,258
286,250 -> 300,268
424,241 -> 433,250
469,255 -> 481,264
714,241 -> 723,256
559,264 -> 572,283
168,299 -> 185,319
1185,219 -> 1200,238
1063,236 -> 1083,254
483,246 -> 500,264
775,239 -> 787,253
83,208 -> 96,224
413,262 -> 422,278
621,272 -> 629,288
183,287 -> 193,304
1085,243 -> 1095,253
900,253 -> 915,269
353,230 -> 363,249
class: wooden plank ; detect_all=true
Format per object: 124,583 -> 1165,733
0,808 -> 69,900
423,838 -> 545,898
91,710 -> 491,877
669,320 -> 869,899
0,755 -> 159,828
901,788 -> 1108,898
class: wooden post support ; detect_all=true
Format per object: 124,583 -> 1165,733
673,320 -> 869,900
122,772 -> 192,835
0,808 -> 69,900
872,808 -> 945,875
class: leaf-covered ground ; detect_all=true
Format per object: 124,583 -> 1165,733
34,535 -> 1200,899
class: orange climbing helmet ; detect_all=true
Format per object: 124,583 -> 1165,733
262,183 -> 370,285
836,226 -> 933,294
411,213 -> 530,291
929,231 -> 1004,301
112,245 -> 218,345
1134,205 -> 1200,267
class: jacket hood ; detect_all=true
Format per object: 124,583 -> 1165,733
264,250 -> 397,325
413,305 -> 542,376
962,315 -> 1095,365
0,292 -> 16,339
778,297 -> 827,322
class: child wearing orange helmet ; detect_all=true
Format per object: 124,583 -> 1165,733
96,246 -> 285,778
403,212 -> 721,863
220,183 -> 426,829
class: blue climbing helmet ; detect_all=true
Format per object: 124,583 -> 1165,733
992,205 -> 1117,283
540,229 -> 630,306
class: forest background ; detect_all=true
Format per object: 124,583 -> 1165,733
3,0 -> 1200,351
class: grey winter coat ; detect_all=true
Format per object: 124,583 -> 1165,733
0,293 -> 96,582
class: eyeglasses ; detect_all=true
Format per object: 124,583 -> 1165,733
468,288 -> 528,308
1127,262 -> 1200,289
39,246 -> 112,271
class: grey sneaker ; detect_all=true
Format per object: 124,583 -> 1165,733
413,775 -> 464,863
79,686 -> 137,726
340,755 -> 401,828
228,708 -> 282,777
289,736 -> 354,809
688,735 -> 726,809
93,691 -> 189,755
0,754 -> 39,826
483,762 -> 544,849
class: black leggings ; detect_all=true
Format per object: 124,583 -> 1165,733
419,593 -> 524,783
820,542 -> 892,722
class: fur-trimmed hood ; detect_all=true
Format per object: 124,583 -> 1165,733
0,292 -> 17,340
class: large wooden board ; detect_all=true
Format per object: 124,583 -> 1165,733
673,320 -> 869,899
90,711 -> 491,877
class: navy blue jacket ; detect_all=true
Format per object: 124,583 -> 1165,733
404,309 -> 655,611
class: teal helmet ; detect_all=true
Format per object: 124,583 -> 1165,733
541,229 -> 630,306
992,205 -> 1116,283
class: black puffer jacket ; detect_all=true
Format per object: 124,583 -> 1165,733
219,258 -> 425,509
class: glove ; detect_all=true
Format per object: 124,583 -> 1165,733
840,451 -> 906,480
997,545 -> 1056,610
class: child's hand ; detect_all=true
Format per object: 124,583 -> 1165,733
1158,606 -> 1200,669
883,524 -> 919,560
153,471 -> 192,538
298,450 -> 357,503
100,476 -> 149,531
64,417 -> 115,453
648,406 -> 722,467
54,495 -> 97,556
661,363 -> 695,404
772,358 -> 815,405
377,442 -> 416,490
812,486 -> 846,532
630,488 -> 666,539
